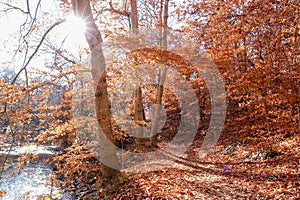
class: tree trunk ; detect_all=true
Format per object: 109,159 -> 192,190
71,0 -> 119,178
133,86 -> 146,145
130,0 -> 139,35
130,0 -> 146,146
150,0 -> 169,147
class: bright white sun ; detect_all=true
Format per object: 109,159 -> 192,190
64,15 -> 86,36
60,14 -> 87,54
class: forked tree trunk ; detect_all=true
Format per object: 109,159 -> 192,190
71,0 -> 119,178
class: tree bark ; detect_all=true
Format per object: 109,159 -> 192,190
71,0 -> 119,178
133,86 -> 146,145
130,0 -> 146,145
150,0 -> 169,147
130,0 -> 139,35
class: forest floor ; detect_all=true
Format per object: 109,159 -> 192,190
0,128 -> 299,199
77,131 -> 300,200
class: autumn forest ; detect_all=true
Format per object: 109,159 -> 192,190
0,0 -> 299,199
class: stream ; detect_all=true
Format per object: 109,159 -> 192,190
0,145 -> 74,200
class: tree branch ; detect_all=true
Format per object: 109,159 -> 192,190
11,19 -> 65,85
108,0 -> 130,17
0,2 -> 28,14
26,0 -> 32,19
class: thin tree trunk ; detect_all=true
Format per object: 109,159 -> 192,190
130,0 -> 139,35
71,0 -> 119,178
150,0 -> 169,147
162,0 -> 169,49
149,0 -> 164,147
130,0 -> 146,145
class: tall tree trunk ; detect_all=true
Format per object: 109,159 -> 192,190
71,0 -> 119,178
150,0 -> 169,147
130,0 -> 146,145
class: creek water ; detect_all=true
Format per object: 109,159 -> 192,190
0,145 -> 73,200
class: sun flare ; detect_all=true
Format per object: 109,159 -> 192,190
59,14 -> 87,54
64,15 -> 86,36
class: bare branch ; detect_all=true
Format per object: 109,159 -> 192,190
11,19 -> 66,85
12,0 -> 42,60
22,0 -> 42,42
0,2 -> 28,14
26,0 -> 32,19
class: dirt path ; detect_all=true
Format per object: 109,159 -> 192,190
108,135 -> 300,199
